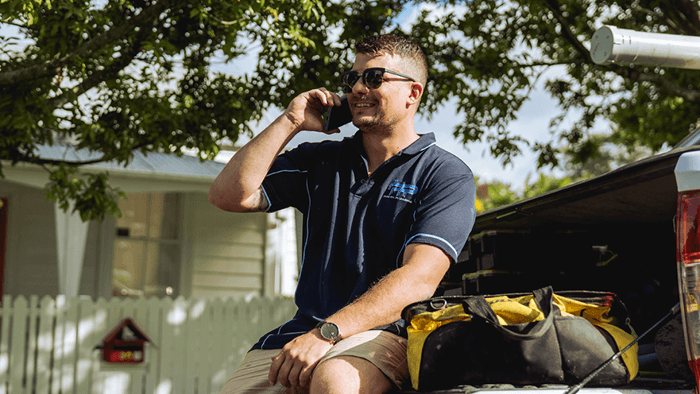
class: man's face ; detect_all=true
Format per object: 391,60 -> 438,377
347,53 -> 415,133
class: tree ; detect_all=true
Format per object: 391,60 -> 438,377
405,0 -> 700,172
476,173 -> 579,212
4,0 -> 699,220
1,0 -> 412,220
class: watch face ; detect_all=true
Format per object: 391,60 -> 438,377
320,322 -> 340,340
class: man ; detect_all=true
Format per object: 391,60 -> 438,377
209,34 -> 476,394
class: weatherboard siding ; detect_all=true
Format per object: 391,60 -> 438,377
0,181 -> 60,296
187,193 -> 267,299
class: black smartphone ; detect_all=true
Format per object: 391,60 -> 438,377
325,96 -> 352,131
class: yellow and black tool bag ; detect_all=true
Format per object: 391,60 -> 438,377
401,286 -> 638,392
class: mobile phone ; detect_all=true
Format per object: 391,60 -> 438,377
325,96 -> 352,131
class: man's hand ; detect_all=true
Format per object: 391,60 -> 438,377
268,329 -> 334,388
283,88 -> 343,135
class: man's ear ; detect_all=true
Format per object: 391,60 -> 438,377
406,82 -> 423,107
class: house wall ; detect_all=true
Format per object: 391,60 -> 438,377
0,179 -> 291,300
184,193 -> 268,299
0,180 -> 59,296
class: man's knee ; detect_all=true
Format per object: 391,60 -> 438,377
310,356 -> 393,394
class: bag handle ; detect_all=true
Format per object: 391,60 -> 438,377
461,286 -> 555,341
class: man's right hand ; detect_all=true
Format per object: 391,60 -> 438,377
268,329 -> 334,389
283,88 -> 343,135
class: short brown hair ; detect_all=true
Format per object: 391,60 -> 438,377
354,34 -> 428,86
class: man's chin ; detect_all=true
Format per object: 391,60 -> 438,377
352,117 -> 379,130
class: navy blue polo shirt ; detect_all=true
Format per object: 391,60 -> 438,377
252,131 -> 476,350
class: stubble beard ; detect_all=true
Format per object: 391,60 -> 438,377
353,112 -> 401,135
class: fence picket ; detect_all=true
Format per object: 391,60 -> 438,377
9,297 -> 27,394
50,295 -> 66,394
25,296 -> 39,394
171,297 -> 188,394
60,297 -> 79,394
143,297 -> 160,394
184,297 -> 199,394
209,298 -> 225,394
133,298 -> 149,394
158,297 -> 174,394
118,297 -> 143,394
222,299 -> 237,381
106,298 -> 121,329
35,296 -> 55,394
120,298 -> 135,322
197,300 -> 211,394
90,298 -> 108,394
76,298 -> 95,394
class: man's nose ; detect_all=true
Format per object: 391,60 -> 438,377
352,77 -> 370,94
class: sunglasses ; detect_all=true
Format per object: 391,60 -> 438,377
340,67 -> 416,93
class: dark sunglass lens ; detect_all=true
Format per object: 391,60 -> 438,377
341,71 -> 360,93
364,69 -> 384,89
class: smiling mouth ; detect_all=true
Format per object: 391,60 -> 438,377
354,103 -> 375,108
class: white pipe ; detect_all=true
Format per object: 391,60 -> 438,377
591,25 -> 700,69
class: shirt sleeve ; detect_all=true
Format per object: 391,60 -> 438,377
261,142 -> 316,213
403,161 -> 477,263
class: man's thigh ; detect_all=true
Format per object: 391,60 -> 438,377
221,331 -> 408,393
318,330 -> 409,390
220,349 -> 305,394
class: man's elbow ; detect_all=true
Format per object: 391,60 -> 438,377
208,186 -> 242,212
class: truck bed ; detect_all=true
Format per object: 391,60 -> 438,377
402,145 -> 700,394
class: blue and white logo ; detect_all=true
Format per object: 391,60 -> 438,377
385,179 -> 417,202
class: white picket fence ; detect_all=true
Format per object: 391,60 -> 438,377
0,294 -> 297,394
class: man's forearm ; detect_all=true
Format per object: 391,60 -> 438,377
208,114 -> 299,212
324,243 -> 450,340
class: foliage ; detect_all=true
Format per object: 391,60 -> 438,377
478,181 -> 519,212
477,173 -> 580,212
4,0 -> 700,220
405,0 -> 700,171
0,0 -> 337,220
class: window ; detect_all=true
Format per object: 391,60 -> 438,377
112,193 -> 181,297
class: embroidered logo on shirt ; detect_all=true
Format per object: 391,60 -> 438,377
385,179 -> 417,202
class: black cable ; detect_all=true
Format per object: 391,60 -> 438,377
563,302 -> 681,394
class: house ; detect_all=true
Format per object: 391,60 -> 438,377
0,145 -> 299,300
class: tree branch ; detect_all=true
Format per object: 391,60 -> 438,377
512,59 -> 584,68
45,22 -> 155,110
634,70 -> 700,101
0,0 -> 171,87
665,0 -> 700,35
543,0 -> 591,62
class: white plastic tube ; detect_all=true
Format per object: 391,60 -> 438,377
591,25 -> 700,69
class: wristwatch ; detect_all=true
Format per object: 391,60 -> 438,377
315,321 -> 342,344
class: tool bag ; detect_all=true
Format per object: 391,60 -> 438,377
401,286 -> 639,391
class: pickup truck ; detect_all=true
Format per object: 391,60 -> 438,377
398,126 -> 700,394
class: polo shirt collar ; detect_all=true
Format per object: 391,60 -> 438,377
351,131 -> 437,159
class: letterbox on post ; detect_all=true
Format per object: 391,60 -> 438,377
97,317 -> 152,363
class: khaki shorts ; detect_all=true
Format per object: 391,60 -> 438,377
220,330 -> 409,394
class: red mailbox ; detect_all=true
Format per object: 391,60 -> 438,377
97,317 -> 152,363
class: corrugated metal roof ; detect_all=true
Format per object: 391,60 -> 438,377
35,145 -> 225,180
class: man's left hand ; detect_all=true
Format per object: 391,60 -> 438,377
268,329 -> 334,388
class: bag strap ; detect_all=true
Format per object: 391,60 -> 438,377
461,286 -> 555,341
